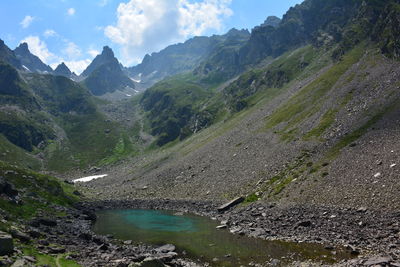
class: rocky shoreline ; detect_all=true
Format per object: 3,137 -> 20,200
3,198 -> 399,266
81,199 -> 400,266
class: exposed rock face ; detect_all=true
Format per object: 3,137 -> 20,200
81,46 -> 135,96
14,43 -> 53,73
261,16 -> 281,28
54,62 -> 73,78
0,39 -> 21,69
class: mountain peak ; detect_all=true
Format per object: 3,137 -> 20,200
81,46 -> 118,77
54,62 -> 72,77
261,16 -> 281,28
16,42 -> 29,53
101,46 -> 114,58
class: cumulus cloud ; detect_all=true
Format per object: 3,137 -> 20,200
88,48 -> 100,58
63,41 -> 82,59
21,36 -> 90,75
20,36 -> 56,64
43,29 -> 57,38
67,8 -> 76,16
20,15 -> 35,29
105,0 -> 232,65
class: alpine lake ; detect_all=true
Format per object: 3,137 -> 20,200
93,209 -> 355,266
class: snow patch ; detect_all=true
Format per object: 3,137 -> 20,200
22,65 -> 30,71
73,174 -> 108,183
126,94 -> 132,97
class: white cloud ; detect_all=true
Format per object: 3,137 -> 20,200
88,49 -> 100,58
20,36 -> 56,64
104,0 -> 232,65
63,41 -> 82,59
20,15 -> 35,29
44,29 -> 57,38
67,8 -> 76,16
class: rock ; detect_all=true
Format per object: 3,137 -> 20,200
10,228 -> 30,242
11,259 -> 26,267
98,243 -> 109,251
155,244 -> 175,253
357,207 -> 368,213
38,218 -> 57,227
49,246 -> 66,254
123,240 -> 133,245
374,172 -> 381,178
390,163 -> 397,168
79,232 -> 92,240
73,190 -> 81,196
0,231 -> 14,256
22,256 -> 35,263
297,221 -> 312,227
364,256 -> 392,266
217,197 -> 245,212
0,178 -> 18,197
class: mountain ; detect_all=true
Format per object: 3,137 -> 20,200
54,62 -> 76,79
87,0 -> 400,215
261,16 -> 281,28
81,46 -> 135,96
127,29 -> 250,88
0,39 -> 21,69
81,46 -> 116,77
14,43 -> 53,73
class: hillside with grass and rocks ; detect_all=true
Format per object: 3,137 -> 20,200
0,0 -> 400,266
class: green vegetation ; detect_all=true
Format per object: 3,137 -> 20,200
141,76 -> 216,146
264,44 -> 365,140
0,161 -> 79,219
303,109 -> 338,140
243,193 -> 259,203
224,46 -> 317,112
22,246 -> 81,267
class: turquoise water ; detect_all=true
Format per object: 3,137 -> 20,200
93,209 -> 354,266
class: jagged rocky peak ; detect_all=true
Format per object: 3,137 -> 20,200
14,42 -> 29,54
101,45 -> 115,59
80,46 -> 119,77
261,16 -> 282,28
14,42 -> 53,73
54,62 -> 72,77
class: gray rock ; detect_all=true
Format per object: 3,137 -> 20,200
10,227 -> 30,242
0,231 -> 13,256
155,244 -> 175,253
364,256 -> 392,266
11,259 -> 26,267
217,197 -> 245,212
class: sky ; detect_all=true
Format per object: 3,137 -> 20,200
0,0 -> 303,74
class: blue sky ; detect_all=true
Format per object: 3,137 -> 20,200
0,0 -> 303,74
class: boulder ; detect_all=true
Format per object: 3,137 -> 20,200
364,256 -> 392,266
217,197 -> 245,212
0,231 -> 13,256
155,244 -> 175,253
10,228 -> 30,242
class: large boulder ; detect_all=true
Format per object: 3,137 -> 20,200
0,231 -> 14,256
